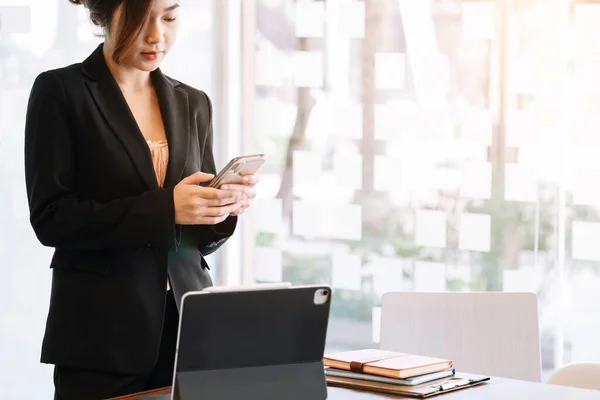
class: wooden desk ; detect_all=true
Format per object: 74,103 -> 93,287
110,378 -> 600,400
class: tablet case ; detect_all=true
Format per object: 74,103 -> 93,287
171,286 -> 331,400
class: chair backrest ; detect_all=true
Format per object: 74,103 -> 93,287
380,292 -> 542,382
547,363 -> 600,390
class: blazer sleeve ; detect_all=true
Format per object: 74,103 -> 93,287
183,91 -> 237,256
24,72 -> 178,251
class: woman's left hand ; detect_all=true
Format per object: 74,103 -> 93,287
220,173 -> 259,216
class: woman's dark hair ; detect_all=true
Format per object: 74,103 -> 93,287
68,0 -> 154,64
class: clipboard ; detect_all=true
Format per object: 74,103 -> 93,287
326,373 -> 490,398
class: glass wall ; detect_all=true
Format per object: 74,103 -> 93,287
565,0 -> 600,366
246,0 -> 600,378
0,0 -> 215,397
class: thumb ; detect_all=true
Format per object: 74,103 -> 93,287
180,171 -> 215,185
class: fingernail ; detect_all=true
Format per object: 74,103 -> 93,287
222,185 -> 229,190
242,177 -> 249,182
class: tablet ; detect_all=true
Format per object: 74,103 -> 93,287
171,285 -> 332,400
201,282 -> 292,293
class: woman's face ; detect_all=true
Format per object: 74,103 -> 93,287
107,0 -> 180,71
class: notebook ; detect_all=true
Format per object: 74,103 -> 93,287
324,367 -> 455,386
324,349 -> 453,379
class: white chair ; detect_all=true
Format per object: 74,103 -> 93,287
379,292 -> 542,382
547,363 -> 600,390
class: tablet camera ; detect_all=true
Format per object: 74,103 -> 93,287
313,288 -> 330,305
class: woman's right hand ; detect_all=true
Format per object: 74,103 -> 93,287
173,172 -> 243,225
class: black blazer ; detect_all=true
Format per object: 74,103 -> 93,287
24,44 -> 236,374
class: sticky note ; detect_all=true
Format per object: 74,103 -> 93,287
306,102 -> 335,138
435,167 -> 462,192
411,55 -> 451,101
253,198 -> 283,234
330,204 -> 362,241
518,143 -> 562,175
254,100 -> 295,138
374,156 -> 397,192
509,56 -> 540,95
573,58 -> 600,95
460,162 -> 491,200
574,4 -> 600,56
337,104 -> 363,139
254,247 -> 283,282
504,164 -> 537,202
572,221 -> 600,261
375,53 -> 406,90
292,201 -> 322,238
255,50 -> 283,86
293,200 -> 361,240
293,150 -> 322,187
337,1 -> 366,38
573,111 -> 600,145
506,109 -> 537,148
254,173 -> 284,199
397,0 -> 437,57
503,269 -> 537,293
332,252 -> 362,290
375,102 -> 420,141
461,1 -> 495,40
461,108 -> 493,145
295,1 -> 325,38
374,104 -> 397,141
294,51 -> 323,88
414,261 -> 446,292
308,173 -> 356,204
569,145 -> 600,170
420,107 -> 453,140
459,213 -> 491,252
371,257 -> 404,295
254,99 -> 280,136
333,152 -> 362,190
415,210 -> 446,248
572,169 -> 600,206
447,140 -> 488,163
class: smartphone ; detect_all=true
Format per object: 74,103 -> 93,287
208,154 -> 265,188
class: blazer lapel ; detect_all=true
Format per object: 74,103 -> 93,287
151,68 -> 190,188
81,44 -> 158,190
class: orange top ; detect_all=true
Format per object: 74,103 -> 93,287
147,139 -> 170,291
147,140 -> 169,188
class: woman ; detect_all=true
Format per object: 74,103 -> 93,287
24,0 -> 258,398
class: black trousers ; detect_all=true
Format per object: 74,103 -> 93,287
53,290 -> 179,400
